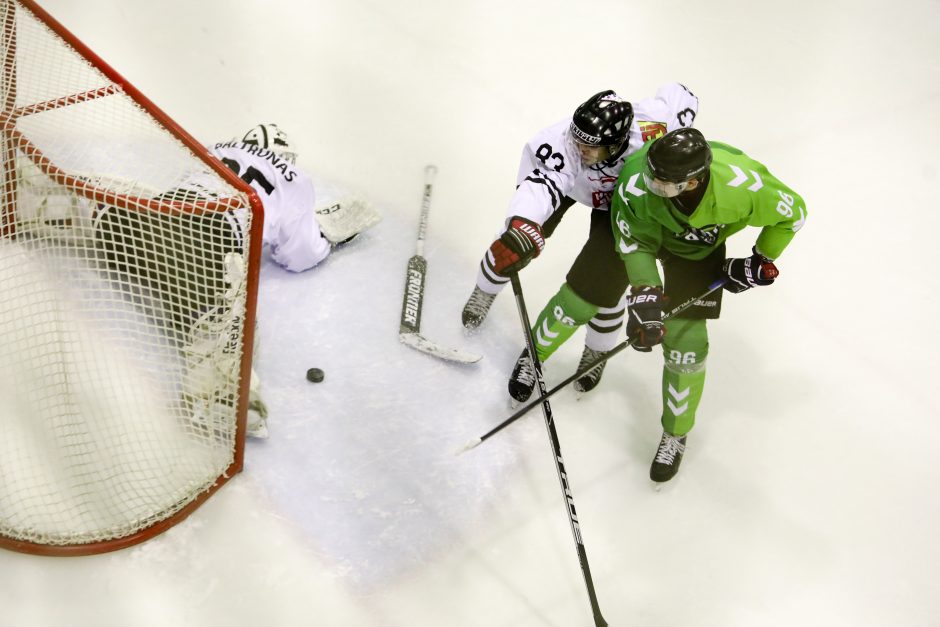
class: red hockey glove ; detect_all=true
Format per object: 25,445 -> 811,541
723,247 -> 779,294
489,216 -> 545,275
626,286 -> 666,352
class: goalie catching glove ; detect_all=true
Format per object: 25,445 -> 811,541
723,247 -> 779,293
626,286 -> 666,352
489,216 -> 545,275
314,195 -> 381,245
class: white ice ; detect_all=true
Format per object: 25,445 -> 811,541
2,1 -> 939,626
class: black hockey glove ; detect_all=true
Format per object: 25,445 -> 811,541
723,247 -> 779,294
489,216 -> 545,275
626,286 -> 666,352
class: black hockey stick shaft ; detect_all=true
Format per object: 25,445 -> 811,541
509,273 -> 608,627
461,278 -> 727,451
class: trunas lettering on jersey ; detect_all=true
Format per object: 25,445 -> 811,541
214,140 -> 297,181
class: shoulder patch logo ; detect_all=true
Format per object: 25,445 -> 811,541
638,121 -> 667,143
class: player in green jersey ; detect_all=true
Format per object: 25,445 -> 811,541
610,127 -> 806,482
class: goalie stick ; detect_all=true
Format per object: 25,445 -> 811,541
458,277 -> 728,453
399,166 -> 481,364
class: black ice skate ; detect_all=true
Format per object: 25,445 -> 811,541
650,431 -> 687,483
462,286 -> 496,330
508,349 -> 536,403
573,346 -> 608,394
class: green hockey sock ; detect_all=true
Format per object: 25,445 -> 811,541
661,363 -> 706,436
660,318 -> 709,436
530,283 -> 598,361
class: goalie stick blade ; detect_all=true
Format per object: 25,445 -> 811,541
399,332 -> 482,364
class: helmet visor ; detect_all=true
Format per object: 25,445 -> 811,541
643,171 -> 692,198
573,141 -> 614,166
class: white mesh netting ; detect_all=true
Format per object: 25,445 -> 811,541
0,0 -> 257,550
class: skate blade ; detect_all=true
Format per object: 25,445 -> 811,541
650,478 -> 678,492
508,396 -> 536,410
573,380 -> 599,400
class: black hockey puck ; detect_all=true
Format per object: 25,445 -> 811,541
306,367 -> 325,383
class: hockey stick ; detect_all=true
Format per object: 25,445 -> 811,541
507,272 -> 608,627
459,277 -> 727,453
399,165 -> 482,364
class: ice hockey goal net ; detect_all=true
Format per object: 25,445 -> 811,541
0,0 -> 263,555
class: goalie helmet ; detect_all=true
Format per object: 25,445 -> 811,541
569,90 -> 633,160
242,123 -> 297,164
646,127 -> 712,183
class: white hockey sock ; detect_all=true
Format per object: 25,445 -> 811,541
585,297 -> 625,352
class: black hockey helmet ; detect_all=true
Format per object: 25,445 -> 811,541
570,90 -> 634,154
646,127 -> 712,183
242,123 -> 297,164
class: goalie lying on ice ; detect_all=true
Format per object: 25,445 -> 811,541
93,123 -> 381,438
203,122 -> 382,273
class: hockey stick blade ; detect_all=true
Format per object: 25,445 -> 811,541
399,331 -> 482,364
399,254 -> 481,364
454,437 -> 482,455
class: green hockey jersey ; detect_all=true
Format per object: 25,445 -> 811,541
610,140 -> 806,287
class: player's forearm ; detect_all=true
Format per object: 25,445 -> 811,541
624,251 -> 662,287
755,223 -> 800,260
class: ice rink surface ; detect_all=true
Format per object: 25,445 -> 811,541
2,1 -> 940,626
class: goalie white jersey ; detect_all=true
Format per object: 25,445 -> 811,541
209,140 -> 331,272
505,82 -> 699,227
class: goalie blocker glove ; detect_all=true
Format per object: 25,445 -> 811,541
723,247 -> 779,293
489,216 -> 545,275
626,286 -> 666,352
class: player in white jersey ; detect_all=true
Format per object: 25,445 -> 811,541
209,124 -> 332,272
461,84 -> 698,399
206,125 -> 329,437
94,123 -> 378,438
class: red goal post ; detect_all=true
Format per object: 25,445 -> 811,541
0,0 -> 264,555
